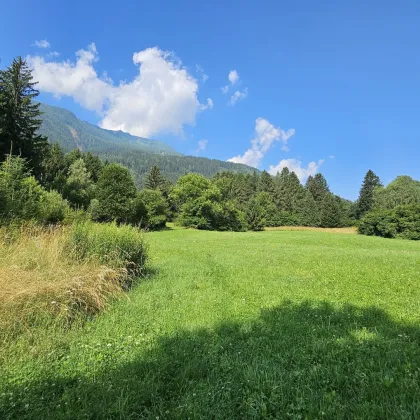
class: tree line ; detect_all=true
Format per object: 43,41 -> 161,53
1,56 -> 419,238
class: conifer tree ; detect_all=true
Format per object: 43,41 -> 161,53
306,173 -> 329,203
258,170 -> 275,194
144,165 -> 166,190
356,169 -> 382,218
320,193 -> 342,228
0,57 -> 48,175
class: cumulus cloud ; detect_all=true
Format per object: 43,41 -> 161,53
196,139 -> 208,153
27,44 -> 211,138
222,69 -> 242,95
228,118 -> 295,167
228,70 -> 239,85
229,88 -> 248,106
268,158 -> 325,181
34,39 -> 50,49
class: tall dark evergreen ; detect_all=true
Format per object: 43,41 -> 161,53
320,193 -> 342,228
144,165 -> 166,190
0,57 -> 48,175
306,173 -> 329,203
258,170 -> 275,194
356,170 -> 382,218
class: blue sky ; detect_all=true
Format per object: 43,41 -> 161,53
2,0 -> 420,199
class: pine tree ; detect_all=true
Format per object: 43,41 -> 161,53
320,193 -> 342,228
300,190 -> 319,226
258,170 -> 275,194
306,173 -> 329,203
144,165 -> 166,190
0,57 -> 48,175
356,169 -> 382,218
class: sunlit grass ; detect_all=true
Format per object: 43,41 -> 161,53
1,227 -> 420,419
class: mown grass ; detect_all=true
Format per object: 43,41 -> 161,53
1,227 -> 420,419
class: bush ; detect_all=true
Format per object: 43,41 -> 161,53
38,190 -> 70,224
67,222 -> 148,276
358,205 -> 420,240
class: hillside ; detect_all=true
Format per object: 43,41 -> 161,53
38,103 -> 179,155
38,103 -> 257,184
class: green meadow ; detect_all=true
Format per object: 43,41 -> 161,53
2,227 -> 420,419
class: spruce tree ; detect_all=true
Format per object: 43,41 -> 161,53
258,170 -> 275,195
0,57 -> 48,175
356,169 -> 382,218
306,173 -> 329,203
144,165 -> 166,190
320,193 -> 342,228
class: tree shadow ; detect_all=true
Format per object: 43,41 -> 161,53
3,301 -> 420,419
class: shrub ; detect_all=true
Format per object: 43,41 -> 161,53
67,221 -> 148,276
38,190 -> 70,224
358,205 -> 420,240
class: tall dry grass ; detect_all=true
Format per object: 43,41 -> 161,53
0,223 -> 146,337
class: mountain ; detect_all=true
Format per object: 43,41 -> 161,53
38,103 -> 257,185
38,103 -> 179,155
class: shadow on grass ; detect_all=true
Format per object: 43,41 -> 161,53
3,301 -> 420,419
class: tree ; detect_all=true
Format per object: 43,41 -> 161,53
245,197 -> 266,231
306,173 -> 329,203
63,158 -> 93,209
144,165 -> 166,190
320,193 -> 342,228
0,57 -> 48,175
42,143 -> 68,192
137,189 -> 168,229
356,170 -> 382,218
95,163 -> 137,223
372,176 -> 420,210
299,190 -> 319,226
258,170 -> 275,195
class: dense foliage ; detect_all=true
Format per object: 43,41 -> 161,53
1,55 -> 419,238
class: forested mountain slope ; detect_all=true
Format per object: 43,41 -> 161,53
39,103 -> 257,184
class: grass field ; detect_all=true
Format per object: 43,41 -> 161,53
1,227 -> 420,419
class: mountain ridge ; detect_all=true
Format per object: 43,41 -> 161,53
38,102 -> 257,185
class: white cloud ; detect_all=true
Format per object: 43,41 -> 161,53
48,51 -> 60,58
34,39 -> 50,49
222,69 -> 241,94
229,88 -> 248,106
228,70 -> 239,85
329,155 -> 335,159
228,118 -> 295,167
268,158 -> 325,181
196,65 -> 208,82
196,139 -> 208,153
200,98 -> 214,111
27,44 -> 211,138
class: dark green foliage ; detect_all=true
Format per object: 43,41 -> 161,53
254,192 -> 278,226
373,176 -> 420,210
137,189 -> 168,229
95,163 -> 137,223
245,197 -> 266,231
358,205 -> 420,240
320,194 -> 342,228
62,158 -> 93,209
300,190 -> 319,226
144,165 -> 167,190
0,57 -> 48,175
306,173 -> 329,203
356,170 -> 382,218
0,155 -> 68,224
258,170 -> 275,194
